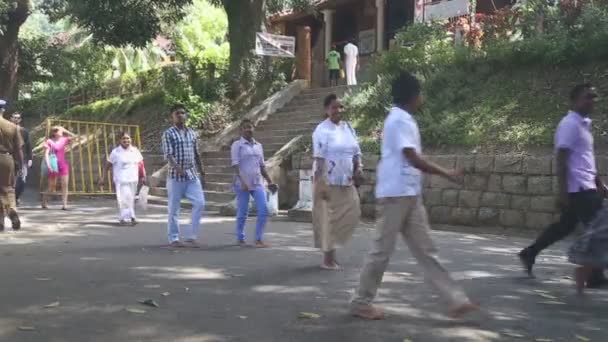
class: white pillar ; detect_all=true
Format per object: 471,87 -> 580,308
322,9 -> 335,56
376,0 -> 385,52
290,170 -> 314,212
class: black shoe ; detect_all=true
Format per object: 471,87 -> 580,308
9,210 -> 20,231
586,273 -> 608,289
518,248 -> 535,277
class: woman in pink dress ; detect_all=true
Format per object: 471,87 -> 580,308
42,126 -> 74,210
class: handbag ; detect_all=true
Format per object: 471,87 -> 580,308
339,69 -> 345,79
41,148 -> 59,174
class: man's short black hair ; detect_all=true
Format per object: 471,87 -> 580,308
392,72 -> 421,106
170,103 -> 186,113
570,83 -> 593,101
324,93 -> 338,108
240,119 -> 254,127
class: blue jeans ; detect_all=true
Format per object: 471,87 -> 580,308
167,177 -> 205,243
235,185 -> 268,242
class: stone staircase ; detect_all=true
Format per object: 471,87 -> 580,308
148,85 -> 349,212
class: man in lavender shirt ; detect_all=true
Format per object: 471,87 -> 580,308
231,119 -> 278,248
519,84 -> 606,287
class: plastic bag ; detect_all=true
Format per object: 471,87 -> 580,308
138,185 -> 149,211
339,69 -> 345,79
267,190 -> 279,216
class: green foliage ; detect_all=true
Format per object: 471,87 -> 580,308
173,0 -> 229,70
346,1 -> 608,150
40,0 -> 193,47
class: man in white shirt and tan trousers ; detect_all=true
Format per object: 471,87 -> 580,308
350,72 -> 479,320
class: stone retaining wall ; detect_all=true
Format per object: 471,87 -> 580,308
290,151 -> 608,228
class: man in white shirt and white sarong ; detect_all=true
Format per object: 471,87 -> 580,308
100,132 -> 145,225
343,39 -> 359,86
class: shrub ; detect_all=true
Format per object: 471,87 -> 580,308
345,1 -> 608,150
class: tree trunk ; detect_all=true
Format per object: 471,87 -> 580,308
223,0 -> 265,98
0,0 -> 31,101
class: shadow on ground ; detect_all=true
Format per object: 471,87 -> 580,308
1,199 -> 607,342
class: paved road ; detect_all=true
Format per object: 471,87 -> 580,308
1,198 -> 607,342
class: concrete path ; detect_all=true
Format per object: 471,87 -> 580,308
1,198 -> 607,342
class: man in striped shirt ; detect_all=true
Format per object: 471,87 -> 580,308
162,104 -> 206,248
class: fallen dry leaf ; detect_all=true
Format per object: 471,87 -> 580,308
161,292 -> 171,297
298,312 -> 321,319
238,315 -> 248,319
18,326 -> 36,331
126,307 -> 147,314
502,332 -> 525,338
537,293 -> 558,300
575,335 -> 591,342
44,302 -> 60,309
538,301 -> 566,305
138,299 -> 159,308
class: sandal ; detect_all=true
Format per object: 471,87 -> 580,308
255,240 -> 270,248
320,262 -> 342,271
184,239 -> 201,248
164,241 -> 185,249
351,305 -> 385,320
447,303 -> 479,319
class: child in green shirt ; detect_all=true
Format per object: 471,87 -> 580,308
326,44 -> 341,86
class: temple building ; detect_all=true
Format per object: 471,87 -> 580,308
270,0 -> 509,87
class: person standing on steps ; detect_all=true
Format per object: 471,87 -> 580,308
344,38 -> 359,86
99,131 -> 146,226
312,94 -> 363,270
0,99 -> 24,231
326,44 -> 342,87
162,104 -> 206,248
519,84 -> 607,288
10,112 -> 32,206
350,72 -> 478,320
231,119 -> 277,248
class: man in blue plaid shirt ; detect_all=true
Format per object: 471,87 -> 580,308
162,104 -> 206,248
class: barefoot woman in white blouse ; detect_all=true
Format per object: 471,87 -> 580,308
312,93 -> 363,270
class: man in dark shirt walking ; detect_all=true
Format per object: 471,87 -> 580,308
10,112 -> 32,205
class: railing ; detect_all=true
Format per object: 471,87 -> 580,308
39,119 -> 141,196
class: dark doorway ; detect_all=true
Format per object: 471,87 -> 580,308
386,0 -> 415,46
333,6 -> 358,47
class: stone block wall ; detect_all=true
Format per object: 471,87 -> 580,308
289,151 -> 608,229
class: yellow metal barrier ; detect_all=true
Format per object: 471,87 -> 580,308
40,119 -> 141,195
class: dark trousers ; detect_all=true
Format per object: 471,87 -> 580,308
527,190 -> 604,280
328,69 -> 339,86
15,176 -> 25,201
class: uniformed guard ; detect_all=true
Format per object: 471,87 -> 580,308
0,99 -> 24,231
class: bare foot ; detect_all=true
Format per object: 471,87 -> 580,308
448,302 -> 479,319
351,305 -> 385,320
255,240 -> 270,248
